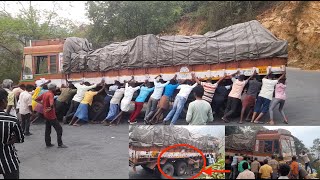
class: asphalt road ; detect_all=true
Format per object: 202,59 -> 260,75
134,67 -> 320,126
8,123 -> 129,179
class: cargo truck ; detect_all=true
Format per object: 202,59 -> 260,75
225,129 -> 296,162
129,126 -> 220,179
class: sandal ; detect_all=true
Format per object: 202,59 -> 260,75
238,121 -> 243,124
283,121 -> 288,124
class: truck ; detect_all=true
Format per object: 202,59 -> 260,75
20,20 -> 287,86
129,126 -> 220,179
19,20 -> 288,121
225,129 -> 297,162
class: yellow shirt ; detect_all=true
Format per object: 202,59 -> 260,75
259,164 -> 273,179
32,87 -> 41,110
81,91 -> 98,105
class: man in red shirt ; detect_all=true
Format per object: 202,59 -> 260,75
36,83 -> 67,148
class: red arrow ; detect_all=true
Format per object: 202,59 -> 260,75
201,167 -> 231,175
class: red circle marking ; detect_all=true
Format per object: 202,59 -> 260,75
157,144 -> 207,179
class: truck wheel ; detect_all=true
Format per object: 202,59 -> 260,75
174,160 -> 187,176
160,163 -> 174,179
141,165 -> 154,173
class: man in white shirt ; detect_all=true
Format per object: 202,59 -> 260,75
163,73 -> 198,125
252,68 -> 286,124
18,85 -> 34,136
299,151 -> 313,174
63,79 -> 104,123
144,75 -> 170,123
237,162 -> 255,179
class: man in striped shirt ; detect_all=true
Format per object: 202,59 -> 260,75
193,74 -> 228,104
0,88 -> 24,179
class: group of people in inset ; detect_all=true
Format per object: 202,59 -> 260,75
226,153 -> 314,179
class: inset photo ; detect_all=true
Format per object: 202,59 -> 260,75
129,125 -> 225,179
225,126 -> 318,179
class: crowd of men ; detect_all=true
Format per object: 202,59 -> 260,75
0,67 -> 287,178
225,152 -> 314,179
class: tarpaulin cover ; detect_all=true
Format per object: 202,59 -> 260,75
129,125 -> 218,151
63,20 -> 288,73
225,132 -> 257,152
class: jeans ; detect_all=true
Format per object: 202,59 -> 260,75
144,98 -> 159,121
269,98 -> 286,120
305,162 -> 313,173
229,165 -> 238,179
164,96 -> 187,125
21,113 -> 31,134
45,119 -> 63,146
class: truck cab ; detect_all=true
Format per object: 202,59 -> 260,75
253,130 -> 296,162
21,39 -> 65,85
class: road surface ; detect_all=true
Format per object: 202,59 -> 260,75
134,67 -> 320,126
11,123 -> 129,179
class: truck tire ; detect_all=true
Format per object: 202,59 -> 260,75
141,165 -> 154,173
161,163 -> 174,179
174,160 -> 187,176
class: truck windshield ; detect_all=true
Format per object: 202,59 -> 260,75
23,55 -> 33,79
281,139 -> 293,157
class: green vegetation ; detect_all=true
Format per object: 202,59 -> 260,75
197,158 -> 225,179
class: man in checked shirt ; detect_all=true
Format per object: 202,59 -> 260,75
0,88 -> 24,179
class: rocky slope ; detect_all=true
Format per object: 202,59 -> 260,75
257,1 -> 320,70
167,1 -> 320,70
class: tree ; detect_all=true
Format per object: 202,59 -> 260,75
0,1 -> 77,83
293,136 -> 309,155
86,1 -> 184,44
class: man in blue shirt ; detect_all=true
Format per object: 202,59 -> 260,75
129,81 -> 154,124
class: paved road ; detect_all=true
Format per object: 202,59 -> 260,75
134,67 -> 320,126
9,123 -> 129,179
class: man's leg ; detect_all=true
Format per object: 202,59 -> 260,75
145,99 -> 159,122
130,102 -> 143,123
3,169 -> 19,179
223,97 -> 232,118
254,98 -> 271,123
25,113 -> 31,135
252,96 -> 263,122
170,97 -> 187,125
239,101 -> 248,124
144,98 -> 152,120
278,100 -> 288,123
51,119 -> 64,147
223,97 -> 238,122
163,98 -> 179,123
45,119 -> 52,146
21,114 -> 26,134
268,98 -> 279,125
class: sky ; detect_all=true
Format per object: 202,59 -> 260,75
266,126 -> 319,149
1,1 -> 90,25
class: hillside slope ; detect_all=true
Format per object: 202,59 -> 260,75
258,1 -> 320,70
168,1 -> 320,70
